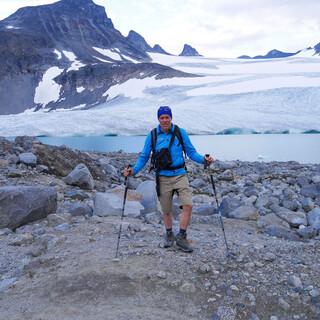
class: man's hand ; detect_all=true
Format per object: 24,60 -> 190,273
123,166 -> 133,177
204,154 -> 214,165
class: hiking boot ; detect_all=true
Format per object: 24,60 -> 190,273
163,231 -> 174,248
175,233 -> 193,253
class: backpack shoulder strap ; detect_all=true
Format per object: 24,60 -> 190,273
151,127 -> 157,152
171,125 -> 186,156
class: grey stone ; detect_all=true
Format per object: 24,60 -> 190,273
275,208 -> 307,227
219,196 -> 242,217
218,170 -> 233,181
265,225 -> 300,241
0,278 -> 17,292
69,202 -> 93,217
282,199 -> 299,211
18,152 -> 37,166
7,168 -> 23,178
36,164 -> 50,173
65,189 -> 89,201
288,275 -> 303,290
64,163 -> 95,190
312,175 -> 320,184
300,183 -> 320,199
47,213 -> 68,227
94,192 -> 144,218
301,197 -> 315,212
244,186 -> 259,197
228,205 -> 259,220
257,213 -> 290,229
136,180 -> 158,214
0,186 -> 57,229
190,178 -> 207,189
307,208 -> 320,230
54,223 -> 71,232
193,203 -> 216,216
179,282 -> 196,293
297,226 -> 318,239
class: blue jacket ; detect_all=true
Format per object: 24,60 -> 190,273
133,124 -> 204,176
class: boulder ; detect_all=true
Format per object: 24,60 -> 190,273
307,208 -> 320,230
18,152 -> 37,166
275,208 -> 307,227
257,213 -> 290,229
300,183 -> 320,199
0,186 -> 57,229
93,191 -> 144,218
136,180 -> 158,214
64,163 -> 95,190
219,196 -> 242,217
228,205 -> 259,220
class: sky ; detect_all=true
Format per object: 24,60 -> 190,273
1,0 -> 320,58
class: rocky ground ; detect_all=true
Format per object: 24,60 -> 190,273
0,136 -> 320,320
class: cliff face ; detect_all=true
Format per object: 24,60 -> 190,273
0,0 -> 193,115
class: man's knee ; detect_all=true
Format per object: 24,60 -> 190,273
183,204 -> 193,211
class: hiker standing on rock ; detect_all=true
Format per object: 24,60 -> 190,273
124,106 -> 214,252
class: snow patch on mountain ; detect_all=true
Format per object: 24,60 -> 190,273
92,47 -> 122,61
34,67 -> 64,106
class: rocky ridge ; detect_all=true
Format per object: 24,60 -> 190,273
0,136 -> 320,319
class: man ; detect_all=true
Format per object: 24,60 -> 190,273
124,106 -> 214,252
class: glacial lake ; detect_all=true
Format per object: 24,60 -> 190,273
38,134 -> 320,164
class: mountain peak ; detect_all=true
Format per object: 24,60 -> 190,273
179,44 -> 201,56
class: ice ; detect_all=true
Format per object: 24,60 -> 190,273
54,49 -> 62,60
76,86 -> 85,93
1,54 -> 320,136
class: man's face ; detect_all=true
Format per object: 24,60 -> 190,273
158,114 -> 172,131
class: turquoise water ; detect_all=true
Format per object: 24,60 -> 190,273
38,134 -> 320,164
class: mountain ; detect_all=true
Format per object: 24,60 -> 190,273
238,49 -> 299,59
179,44 -> 201,56
0,0 -> 195,115
126,30 -> 170,55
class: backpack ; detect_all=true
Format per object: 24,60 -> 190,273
150,124 -> 187,172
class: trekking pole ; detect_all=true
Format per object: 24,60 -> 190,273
115,164 -> 131,259
204,155 -> 231,257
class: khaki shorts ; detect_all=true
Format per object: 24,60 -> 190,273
158,174 -> 193,214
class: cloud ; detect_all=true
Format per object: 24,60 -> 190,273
1,0 -> 320,57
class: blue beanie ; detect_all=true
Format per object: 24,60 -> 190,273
157,106 -> 172,119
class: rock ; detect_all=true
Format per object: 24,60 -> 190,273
301,197 -> 314,212
64,189 -> 89,201
278,298 -> 290,311
54,223 -> 71,232
179,282 -> 196,293
193,203 -> 216,216
47,213 -> 68,227
7,168 -> 23,178
99,159 -> 119,180
0,228 -> 13,236
136,180 -> 158,214
93,192 -> 144,218
219,196 -> 242,217
257,213 -> 291,229
156,271 -> 167,279
312,175 -> 320,184
255,194 -> 272,209
288,275 -> 303,290
263,252 -> 276,262
218,170 -> 234,181
64,163 -> 95,190
36,164 -> 50,173
297,226 -> 318,239
307,208 -> 320,230
15,136 -> 38,151
275,208 -> 307,227
190,178 -> 207,189
0,186 -> 57,229
9,233 -> 34,246
300,183 -> 320,199
244,186 -> 259,197
265,225 -> 300,241
18,152 -> 37,166
282,199 -> 299,211
228,205 -> 259,220
0,278 -> 17,292
198,264 -> 211,274
69,202 -> 93,217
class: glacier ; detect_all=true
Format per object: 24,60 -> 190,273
1,53 -> 320,136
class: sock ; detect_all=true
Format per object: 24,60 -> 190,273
166,228 -> 173,235
179,228 -> 186,236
